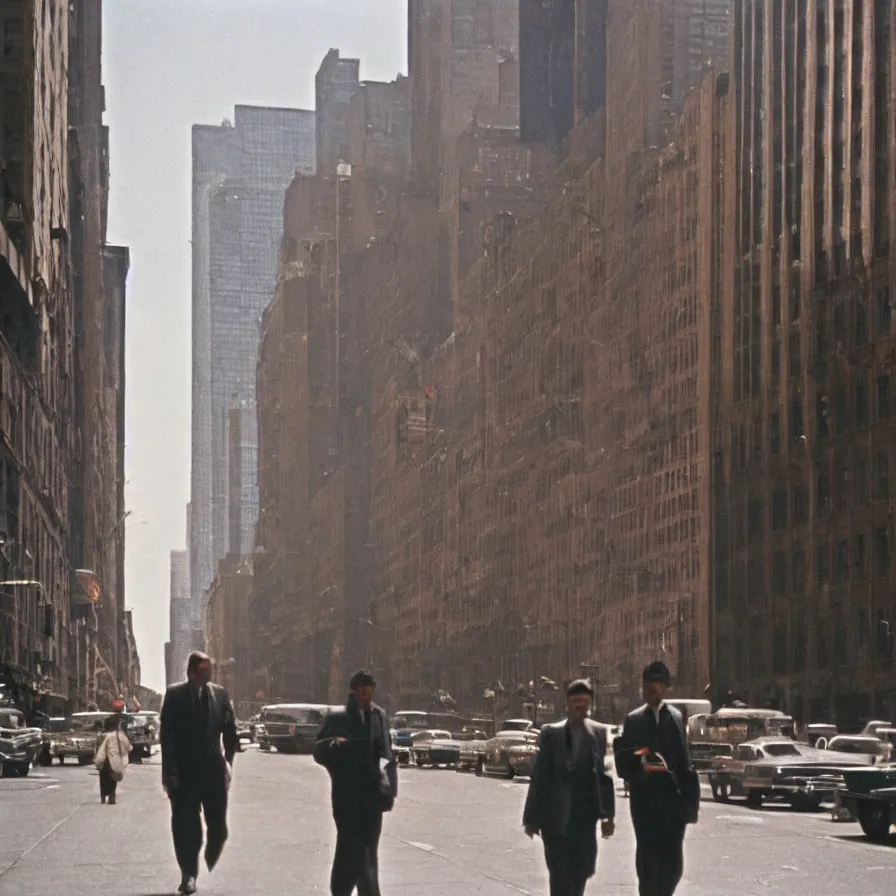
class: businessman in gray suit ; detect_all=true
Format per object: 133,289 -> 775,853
523,679 -> 616,896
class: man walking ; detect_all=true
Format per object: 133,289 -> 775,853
614,661 -> 699,896
314,670 -> 397,896
160,651 -> 239,895
523,679 -> 616,896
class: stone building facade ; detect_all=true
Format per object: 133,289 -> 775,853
0,1 -> 131,712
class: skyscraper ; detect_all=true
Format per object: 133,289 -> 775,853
316,50 -> 361,174
190,106 -> 315,636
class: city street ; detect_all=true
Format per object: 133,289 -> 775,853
0,747 -> 892,896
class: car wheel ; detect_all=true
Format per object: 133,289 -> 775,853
17,763 -> 30,778
790,793 -> 821,813
505,762 -> 515,780
746,789 -> 763,809
77,756 -> 91,766
857,802 -> 893,841
476,758 -> 484,777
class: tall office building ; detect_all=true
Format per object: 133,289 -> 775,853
167,549 -> 191,684
316,50 -> 361,174
227,401 -> 259,558
190,106 -> 315,635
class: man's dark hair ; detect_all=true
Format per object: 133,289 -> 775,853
349,669 -> 376,690
642,660 -> 671,686
187,651 -> 211,675
567,678 -> 594,697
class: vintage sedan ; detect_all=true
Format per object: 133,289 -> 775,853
507,739 -> 539,778
0,708 -> 43,777
709,737 -> 872,810
836,764 -> 896,840
478,730 -> 540,779
411,730 -> 460,768
455,728 -> 488,772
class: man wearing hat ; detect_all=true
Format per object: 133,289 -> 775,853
614,661 -> 699,896
523,679 -> 615,896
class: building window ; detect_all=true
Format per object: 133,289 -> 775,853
834,605 -> 849,664
816,540 -> 830,584
773,625 -> 788,675
817,468 -> 830,511
788,334 -> 801,379
793,484 -> 808,525
878,374 -> 891,419
771,551 -> 787,595
771,340 -> 781,385
793,549 -> 806,593
816,619 -> 829,670
790,396 -> 804,437
854,458 -> 867,505
748,498 -> 764,541
770,413 -> 781,455
875,528 -> 891,577
856,375 -> 869,426
854,533 -> 867,580
855,302 -> 868,345
877,285 -> 891,336
836,539 -> 849,586
876,453 -> 890,501
772,488 -> 788,531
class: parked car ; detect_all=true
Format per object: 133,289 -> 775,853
134,711 -> 161,745
411,730 -> 460,768
708,737 -> 872,810
0,708 -> 43,777
258,703 -> 337,754
35,717 -> 69,766
506,739 -> 539,778
836,764 -> 896,840
455,728 -> 488,772
500,718 -> 535,733
235,718 -> 253,745
805,723 -> 838,749
826,735 -> 891,764
478,730 -> 540,778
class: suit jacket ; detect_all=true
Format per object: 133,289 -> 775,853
523,719 -> 616,836
614,703 -> 699,819
314,700 -> 397,822
160,680 -> 238,788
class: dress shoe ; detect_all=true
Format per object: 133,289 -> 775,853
178,876 -> 197,894
108,794 -> 116,805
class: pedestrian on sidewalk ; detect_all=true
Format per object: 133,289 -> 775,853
314,670 -> 398,896
94,713 -> 131,805
522,678 -> 616,896
614,661 -> 699,896
160,651 -> 239,896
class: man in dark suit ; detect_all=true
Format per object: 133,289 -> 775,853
160,651 -> 239,895
523,679 -> 616,896
614,661 -> 699,896
314,670 -> 397,896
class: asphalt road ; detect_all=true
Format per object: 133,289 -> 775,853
0,747 -> 893,896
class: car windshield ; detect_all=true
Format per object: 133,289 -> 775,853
0,710 -> 25,728
265,708 -> 326,725
763,743 -> 800,756
391,713 -> 429,730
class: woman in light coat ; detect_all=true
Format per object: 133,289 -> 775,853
94,714 -> 131,804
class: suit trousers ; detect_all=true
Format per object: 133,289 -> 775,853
169,774 -> 228,878
330,809 -> 383,896
99,760 -> 117,800
632,814 -> 685,896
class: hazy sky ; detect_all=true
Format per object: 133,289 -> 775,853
104,1 -> 407,692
